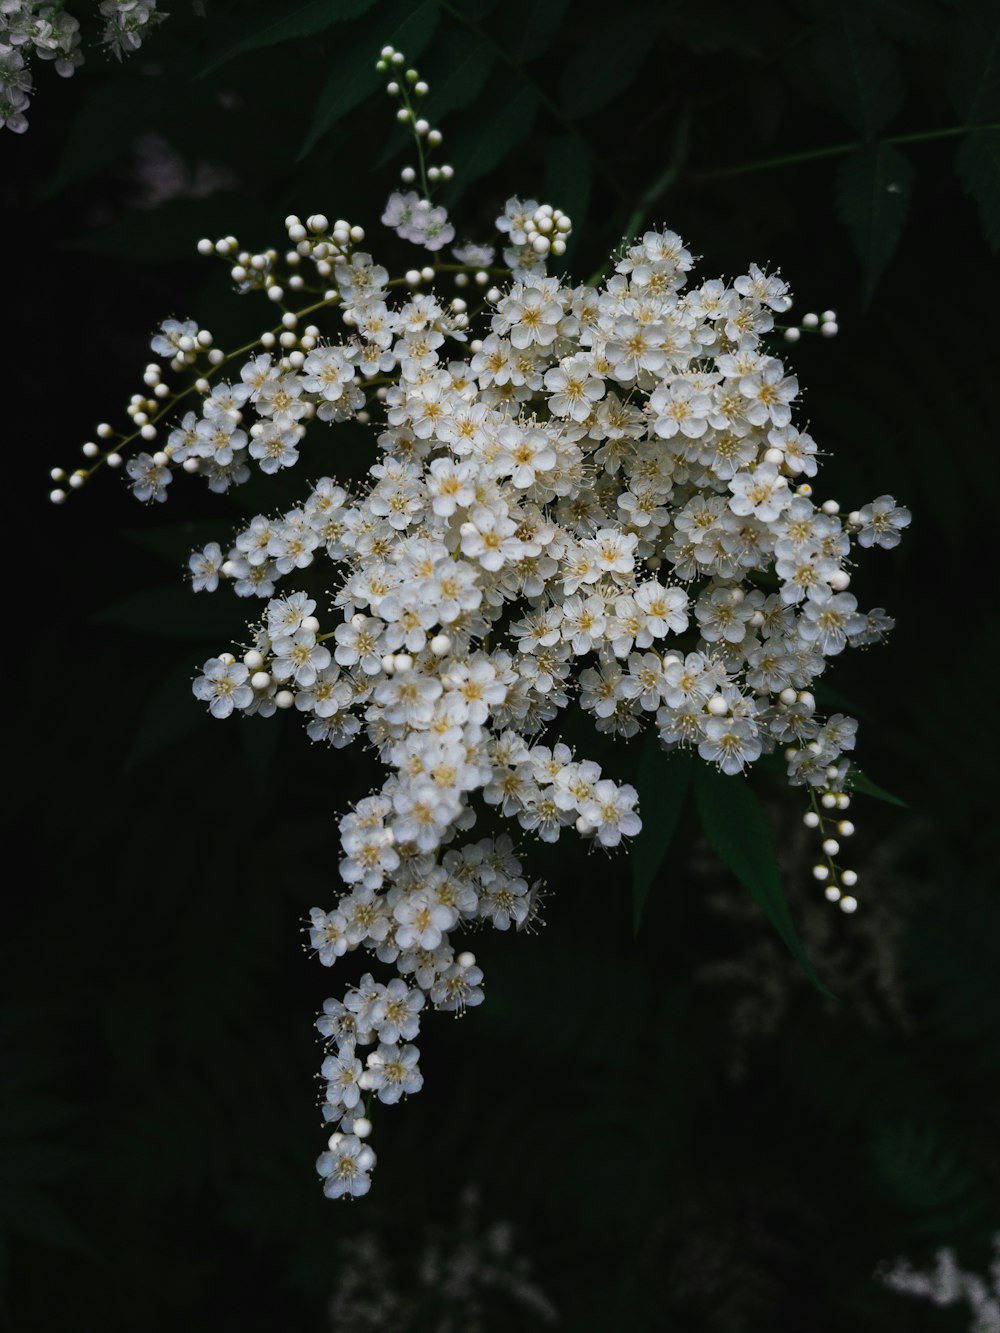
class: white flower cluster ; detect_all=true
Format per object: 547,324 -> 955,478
0,0 -> 163,132
877,1234 -> 1000,1333
56,50 -> 909,1199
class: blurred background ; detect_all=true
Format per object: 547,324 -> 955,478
4,0 -> 998,1328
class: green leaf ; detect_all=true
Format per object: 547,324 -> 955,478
443,74 -> 539,196
846,766 -> 908,808
94,585 -> 246,641
836,142 -> 913,302
871,1122 -> 988,1233
630,741 -> 693,934
199,0 -> 379,76
122,659 -> 210,773
544,133 -> 592,259
560,11 -> 668,118
693,764 -> 833,998
298,0 -> 441,158
423,31 -> 496,117
946,0 -> 1000,125
501,0 -> 571,63
811,4 -> 903,137
956,129 -> 1000,251
812,680 -> 872,723
869,0 -> 946,48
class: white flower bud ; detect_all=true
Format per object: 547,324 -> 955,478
803,811 -> 820,828
352,1117 -> 372,1139
839,895 -> 858,913
275,690 -> 295,709
301,615 -> 320,634
244,649 -> 264,670
841,869 -> 858,887
457,951 -> 476,968
706,695 -> 728,717
251,671 -> 272,690
824,885 -> 841,901
822,838 -> 839,856
430,634 -> 452,656
812,865 -> 829,881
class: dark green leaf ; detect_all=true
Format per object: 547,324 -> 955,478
662,2 -> 764,57
424,31 -> 496,117
694,764 -> 833,998
544,133 -> 591,260
812,681 -> 872,723
502,0 -> 571,63
946,0 -> 1000,125
811,5 -> 903,136
630,740 -> 693,934
836,142 -> 913,302
443,75 -> 539,197
871,1122 -> 988,1232
94,585 -> 246,641
869,0 -> 947,48
122,659 -> 210,773
298,0 -> 441,158
560,12 -> 668,118
846,766 -> 908,807
200,0 -> 379,76
956,128 -> 1000,250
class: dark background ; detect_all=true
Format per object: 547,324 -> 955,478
4,1 -> 999,1328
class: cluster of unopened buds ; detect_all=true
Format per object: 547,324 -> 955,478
783,308 -> 839,342
0,0 -> 164,133
55,47 -> 909,1199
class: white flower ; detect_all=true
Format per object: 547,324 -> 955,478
316,1134 -> 376,1198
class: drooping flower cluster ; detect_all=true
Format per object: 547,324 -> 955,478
0,0 -> 164,133
54,49 -> 909,1198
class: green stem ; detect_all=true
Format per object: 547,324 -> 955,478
693,123 -> 998,183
